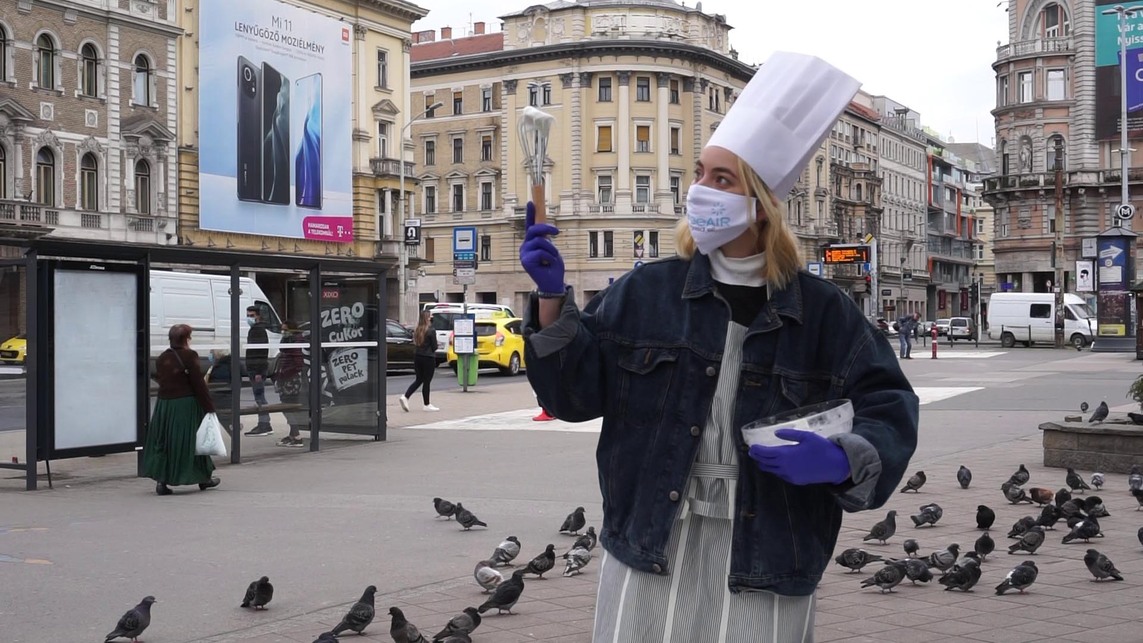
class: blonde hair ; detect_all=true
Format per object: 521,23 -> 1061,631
674,155 -> 803,290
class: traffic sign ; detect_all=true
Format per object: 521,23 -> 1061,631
453,227 -> 477,254
404,218 -> 421,245
453,260 -> 476,270
807,261 -> 823,276
881,289 -> 892,296
453,251 -> 476,262
1117,203 -> 1136,220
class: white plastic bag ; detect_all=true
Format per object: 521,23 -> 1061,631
195,412 -> 228,457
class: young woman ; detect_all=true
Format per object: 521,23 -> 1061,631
399,310 -> 440,412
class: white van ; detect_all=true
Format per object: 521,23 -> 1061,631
426,303 -> 516,363
987,292 -> 1095,348
149,271 -> 282,360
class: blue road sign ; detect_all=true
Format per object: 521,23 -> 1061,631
453,226 -> 478,254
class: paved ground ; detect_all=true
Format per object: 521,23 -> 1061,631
4,344 -> 1143,642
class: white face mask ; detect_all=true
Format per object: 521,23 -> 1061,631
246,317 -> 256,327
685,184 -> 756,255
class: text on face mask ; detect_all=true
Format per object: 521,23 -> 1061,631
688,214 -> 732,231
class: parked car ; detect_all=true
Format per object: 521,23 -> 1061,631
948,316 -> 977,341
296,318 -> 417,372
0,333 -> 26,364
987,292 -> 1095,349
935,318 -> 951,337
446,317 -> 526,376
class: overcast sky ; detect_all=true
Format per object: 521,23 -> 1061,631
413,0 -> 1011,147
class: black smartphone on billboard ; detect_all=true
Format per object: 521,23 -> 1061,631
261,62 -> 291,205
295,73 -> 323,209
236,56 -> 263,203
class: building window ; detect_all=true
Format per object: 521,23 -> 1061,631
424,185 -> 436,213
452,184 -> 464,212
669,79 -> 679,104
598,175 -> 612,204
670,176 -> 680,204
589,231 -> 599,258
452,137 -> 463,164
1000,140 -> 1010,175
1017,71 -> 1033,104
1046,69 -> 1066,101
636,125 -> 651,153
377,122 -> 389,158
598,77 -> 612,102
80,152 -> 98,211
480,234 -> 491,262
542,84 -> 551,105
1000,222 -> 1009,237
35,147 -> 55,205
424,140 -> 435,165
974,244 -> 984,260
529,85 -> 539,107
133,54 -> 152,106
636,77 -> 650,101
0,26 -> 7,82
1046,205 -> 1057,233
1042,2 -> 1069,38
635,175 -> 650,203
480,181 -> 493,210
604,230 -> 614,257
481,87 -> 492,112
134,159 -> 151,214
0,145 -> 6,198
425,95 -> 437,117
36,34 -> 57,89
648,230 -> 659,258
453,91 -> 463,115
670,126 -> 680,155
376,49 -> 388,88
80,43 -> 99,97
597,125 -> 613,152
997,75 -> 1009,107
481,135 -> 493,161
1047,134 -> 1066,170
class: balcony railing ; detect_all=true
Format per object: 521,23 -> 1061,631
632,203 -> 660,214
369,157 -> 416,178
0,200 -> 59,225
996,37 -> 1073,61
588,204 -> 616,214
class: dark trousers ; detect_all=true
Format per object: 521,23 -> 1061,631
404,355 -> 437,404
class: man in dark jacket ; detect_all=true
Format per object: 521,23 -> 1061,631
898,312 -> 920,359
245,305 -> 273,436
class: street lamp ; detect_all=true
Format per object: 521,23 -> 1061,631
397,101 -> 443,325
1103,4 -> 1143,226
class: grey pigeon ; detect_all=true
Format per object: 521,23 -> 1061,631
910,503 -> 943,527
388,606 -> 428,643
1066,467 -> 1091,493
331,585 -> 376,636
436,634 -> 472,643
1090,472 -> 1104,491
1028,487 -> 1055,506
902,539 -> 920,558
474,559 -> 503,593
939,559 -> 982,592
1059,497 -> 1087,520
433,497 -> 457,520
1137,526 -> 1143,547
957,465 -> 972,489
860,562 -> 905,593
491,536 -> 521,566
976,505 -> 995,530
1008,525 -> 1045,555
568,526 -> 597,553
1129,464 -> 1143,492
312,634 -> 338,643
1055,487 -> 1072,507
432,607 -> 481,641
995,560 -> 1039,594
1081,401 -> 1090,413
926,544 -> 960,572
902,558 -> 933,584
562,546 -> 593,576
834,548 -> 883,573
523,544 -> 556,578
1062,517 -> 1102,544
1084,549 -> 1123,582
559,506 -> 586,535
1007,516 -> 1037,539
1133,487 -> 1143,511
1008,464 -> 1030,486
974,531 -> 995,560
1035,504 -> 1062,530
454,503 -> 488,530
1002,482 -> 1032,504
478,569 -> 526,615
1088,401 -> 1108,423
1082,496 -> 1110,518
900,471 -> 926,493
862,510 -> 897,544
105,596 -> 155,643
241,576 -> 273,610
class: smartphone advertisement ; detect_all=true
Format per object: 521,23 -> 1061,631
198,0 -> 353,242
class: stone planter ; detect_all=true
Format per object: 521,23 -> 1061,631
1040,414 -> 1143,473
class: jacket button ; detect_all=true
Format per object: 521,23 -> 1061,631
705,366 -> 717,376
690,425 -> 701,436
669,490 -> 680,501
652,563 -> 663,573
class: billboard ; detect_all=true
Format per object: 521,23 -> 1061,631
1095,0 -> 1143,139
198,0 -> 353,242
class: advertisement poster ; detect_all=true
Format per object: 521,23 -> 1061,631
1075,260 -> 1095,292
198,0 -> 354,241
1095,0 -> 1143,139
1098,291 -> 1129,336
1096,236 -> 1130,290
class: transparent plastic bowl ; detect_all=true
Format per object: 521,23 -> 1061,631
741,399 -> 854,447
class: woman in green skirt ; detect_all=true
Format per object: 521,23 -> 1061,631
143,323 -> 220,495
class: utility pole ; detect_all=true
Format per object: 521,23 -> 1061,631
1053,139 -> 1065,349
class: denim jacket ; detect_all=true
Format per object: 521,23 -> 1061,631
524,254 -> 919,596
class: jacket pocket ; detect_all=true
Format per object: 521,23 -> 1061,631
778,374 -> 832,410
616,347 -> 679,430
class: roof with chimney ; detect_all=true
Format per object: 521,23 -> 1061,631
411,31 -> 505,63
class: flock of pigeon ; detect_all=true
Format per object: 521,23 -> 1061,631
103,500 -> 598,643
835,460 -> 1143,596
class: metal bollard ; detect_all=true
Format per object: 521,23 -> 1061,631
931,326 -> 938,359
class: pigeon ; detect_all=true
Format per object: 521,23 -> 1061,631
834,548 -> 884,573
1028,487 -> 1055,506
1084,549 -> 1124,582
926,544 -> 960,572
1066,468 -> 1091,493
1081,401 -> 1090,413
1035,504 -> 1062,530
454,503 -> 488,530
432,607 -> 481,642
1133,487 -> 1143,511
1059,497 -> 1087,520
562,546 -> 593,576
474,559 -> 503,593
1008,464 -> 1031,486
1138,526 -> 1143,547
974,531 -> 995,560
1008,526 -> 1045,555
1055,488 -> 1072,508
478,569 -> 526,615
959,551 -> 982,566
388,606 -> 428,643
911,503 -> 943,527
568,526 -> 597,553
435,634 -> 472,643
939,559 -> 982,592
331,585 -> 376,636
1090,472 -> 1104,491
240,576 -> 274,610
312,633 -> 339,643
433,497 -> 457,520
1088,401 -> 1108,423
860,562 -> 905,593
995,561 -> 1039,594
523,544 -> 556,578
1002,482 -> 1032,504
491,536 -> 521,566
902,558 -> 933,584
957,465 -> 972,489
976,505 -> 996,530
1062,517 -> 1102,544
104,596 -> 155,643
1082,496 -> 1110,518
902,539 -> 920,558
900,471 -> 926,493
559,506 -> 586,535
1007,516 -> 1037,539
1129,465 -> 1143,492
862,510 -> 897,544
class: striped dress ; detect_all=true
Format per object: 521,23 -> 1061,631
593,322 -> 816,643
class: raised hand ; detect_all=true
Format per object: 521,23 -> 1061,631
519,201 -> 565,295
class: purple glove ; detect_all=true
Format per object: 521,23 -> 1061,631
748,429 -> 852,486
519,201 -> 565,295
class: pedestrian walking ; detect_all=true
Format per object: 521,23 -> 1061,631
244,305 -> 274,436
143,324 -> 220,495
897,312 -> 920,359
520,52 -> 918,642
399,310 -> 440,412
274,320 -> 307,447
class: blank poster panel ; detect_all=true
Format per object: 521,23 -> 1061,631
53,269 -> 138,450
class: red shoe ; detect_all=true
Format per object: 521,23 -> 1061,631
533,409 -> 555,422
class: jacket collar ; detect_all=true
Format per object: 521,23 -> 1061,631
682,252 -> 804,324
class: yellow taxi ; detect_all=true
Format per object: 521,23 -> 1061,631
446,317 -> 526,375
0,333 -> 26,364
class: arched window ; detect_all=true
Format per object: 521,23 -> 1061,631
36,148 -> 55,206
1041,3 -> 1070,38
80,43 -> 99,97
133,54 -> 152,106
36,34 -> 57,89
855,183 -> 863,202
80,153 -> 99,211
1047,134 -> 1066,171
0,145 -> 6,199
134,159 -> 151,215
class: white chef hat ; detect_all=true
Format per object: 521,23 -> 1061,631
707,51 -> 861,197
